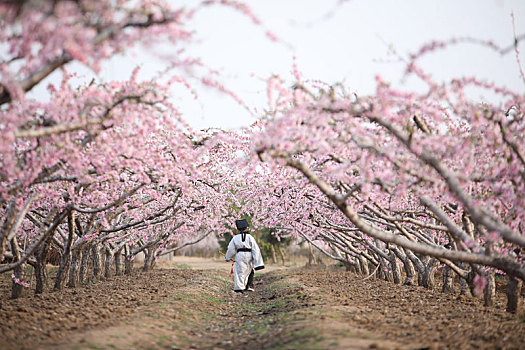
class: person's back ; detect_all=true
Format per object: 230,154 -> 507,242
225,220 -> 264,292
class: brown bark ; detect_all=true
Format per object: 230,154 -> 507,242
442,265 -> 455,293
124,245 -> 134,275
375,257 -> 388,281
67,249 -> 81,287
0,200 -> 17,260
277,245 -> 286,265
389,251 -> 401,284
422,258 -> 437,290
91,245 -> 102,279
406,250 -> 425,286
358,255 -> 369,275
11,264 -> 27,299
114,250 -> 123,276
99,246 -> 106,277
459,263 -> 471,296
506,276 -> 523,314
54,212 -> 75,290
34,258 -> 48,294
344,256 -> 357,272
10,237 -> 27,299
284,158 -> 525,281
79,245 -> 90,284
393,248 -> 417,286
483,272 -> 496,307
271,244 -> 278,264
34,235 -> 53,294
143,245 -> 159,271
125,256 -> 134,275
104,248 -> 113,278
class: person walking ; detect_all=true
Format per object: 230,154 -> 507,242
225,219 -> 264,292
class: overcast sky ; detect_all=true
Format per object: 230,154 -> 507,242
32,0 -> 525,130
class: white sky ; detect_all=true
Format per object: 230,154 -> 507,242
31,0 -> 525,130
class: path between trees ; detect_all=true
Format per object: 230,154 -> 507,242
1,257 -> 524,349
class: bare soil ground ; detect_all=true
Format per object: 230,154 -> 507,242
0,258 -> 524,349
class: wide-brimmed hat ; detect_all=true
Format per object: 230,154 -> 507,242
235,219 -> 249,230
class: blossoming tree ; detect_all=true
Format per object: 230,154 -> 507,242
251,47 -> 525,311
0,0 -> 246,298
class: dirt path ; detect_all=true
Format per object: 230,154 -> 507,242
0,258 -> 524,349
163,256 -> 288,272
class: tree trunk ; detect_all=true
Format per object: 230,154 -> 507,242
92,244 -> 102,280
442,265 -> 455,293
104,248 -> 114,278
358,255 -> 369,276
124,245 -> 134,275
347,257 -> 358,273
143,247 -> 152,271
99,246 -> 106,277
379,257 -> 393,282
375,260 -> 383,279
11,264 -> 27,299
67,249 -> 81,287
0,200 -> 17,260
143,245 -> 158,271
506,276 -> 523,314
406,250 -> 425,287
459,263 -> 471,296
54,210 -> 75,290
125,255 -> 134,275
34,258 -> 48,294
277,244 -> 286,266
114,249 -> 123,276
483,271 -> 496,307
10,238 -> 27,299
79,245 -> 91,284
403,258 -> 417,286
388,251 -> 401,284
54,250 -> 71,290
422,258 -> 436,290
271,244 -> 278,264
394,248 -> 416,286
344,257 -> 357,272
34,239 -> 52,294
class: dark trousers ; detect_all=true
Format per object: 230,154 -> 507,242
246,269 -> 254,289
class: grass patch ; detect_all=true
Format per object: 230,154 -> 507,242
156,334 -> 169,346
266,281 -> 297,291
209,275 -> 232,287
173,264 -> 192,270
264,328 -> 325,350
200,293 -> 226,304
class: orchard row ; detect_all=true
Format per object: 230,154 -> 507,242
0,1 -> 523,313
